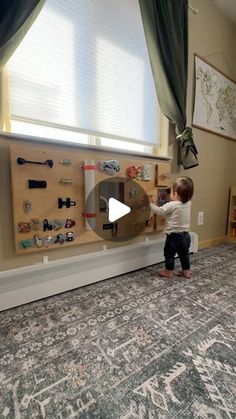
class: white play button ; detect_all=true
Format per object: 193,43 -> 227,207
86,177 -> 151,241
108,198 -> 131,222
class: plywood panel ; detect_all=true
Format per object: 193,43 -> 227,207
155,162 -> 171,187
10,144 -> 170,253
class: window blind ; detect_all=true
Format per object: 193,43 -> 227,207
8,0 -> 160,146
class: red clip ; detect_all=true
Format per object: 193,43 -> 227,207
81,165 -> 96,170
82,213 -> 96,218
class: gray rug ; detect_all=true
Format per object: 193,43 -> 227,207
0,244 -> 236,418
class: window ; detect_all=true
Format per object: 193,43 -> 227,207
6,0 -> 162,153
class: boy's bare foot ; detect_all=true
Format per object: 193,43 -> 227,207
178,269 -> 192,279
158,269 -> 173,278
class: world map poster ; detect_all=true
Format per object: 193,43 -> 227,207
192,54 -> 236,141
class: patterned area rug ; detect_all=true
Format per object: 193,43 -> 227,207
0,244 -> 236,418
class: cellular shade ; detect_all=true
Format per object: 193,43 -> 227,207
8,0 -> 160,146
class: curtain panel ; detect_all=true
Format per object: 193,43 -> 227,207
0,0 -> 45,70
139,0 -> 198,169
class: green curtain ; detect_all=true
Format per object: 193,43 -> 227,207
0,0 -> 45,70
139,0 -> 198,169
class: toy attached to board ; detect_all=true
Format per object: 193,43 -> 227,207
98,160 -> 120,176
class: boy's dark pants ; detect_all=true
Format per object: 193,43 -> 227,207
164,232 -> 191,270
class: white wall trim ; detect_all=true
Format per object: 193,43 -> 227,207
0,232 -> 198,311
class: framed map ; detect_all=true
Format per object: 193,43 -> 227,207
192,54 -> 236,141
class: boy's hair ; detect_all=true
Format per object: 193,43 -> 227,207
173,177 -> 194,203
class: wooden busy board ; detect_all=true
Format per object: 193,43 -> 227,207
10,144 -> 170,253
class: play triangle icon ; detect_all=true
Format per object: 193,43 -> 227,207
108,198 -> 131,222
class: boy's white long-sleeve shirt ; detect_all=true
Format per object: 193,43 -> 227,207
150,200 -> 191,234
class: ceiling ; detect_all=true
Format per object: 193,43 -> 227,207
213,0 -> 236,26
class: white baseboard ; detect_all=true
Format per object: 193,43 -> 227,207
0,232 -> 198,311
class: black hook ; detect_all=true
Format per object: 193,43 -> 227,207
17,157 -> 54,168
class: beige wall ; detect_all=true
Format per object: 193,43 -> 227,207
0,0 -> 236,271
170,0 -> 236,242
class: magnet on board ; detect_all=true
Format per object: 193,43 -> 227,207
55,233 -> 65,244
17,222 -> 31,234
34,235 -> 43,248
45,235 -> 53,247
66,231 -> 74,242
43,219 -> 53,231
65,219 -> 76,228
19,239 -> 33,249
